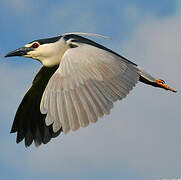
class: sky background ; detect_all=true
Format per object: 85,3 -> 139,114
0,0 -> 181,180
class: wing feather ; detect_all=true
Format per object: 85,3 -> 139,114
66,91 -> 80,131
11,65 -> 62,147
59,91 -> 70,133
81,85 -> 103,119
84,82 -> 105,118
71,89 -> 89,127
40,44 -> 139,133
88,80 -> 111,114
76,87 -> 97,123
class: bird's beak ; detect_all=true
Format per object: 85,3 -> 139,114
4,47 -> 33,58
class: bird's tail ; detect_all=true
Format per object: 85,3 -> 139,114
137,67 -> 177,93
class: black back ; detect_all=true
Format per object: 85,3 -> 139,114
63,34 -> 137,66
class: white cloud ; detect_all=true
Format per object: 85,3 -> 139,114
124,3 -> 181,85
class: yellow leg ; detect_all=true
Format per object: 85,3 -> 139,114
156,79 -> 177,93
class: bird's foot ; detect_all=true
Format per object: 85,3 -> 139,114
155,79 -> 177,93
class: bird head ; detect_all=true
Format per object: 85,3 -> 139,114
5,36 -> 69,67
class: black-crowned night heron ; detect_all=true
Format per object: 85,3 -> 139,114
5,32 -> 177,147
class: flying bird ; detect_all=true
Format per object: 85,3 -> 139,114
5,33 -> 177,147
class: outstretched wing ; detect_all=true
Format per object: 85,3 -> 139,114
11,65 -> 61,147
40,43 -> 140,134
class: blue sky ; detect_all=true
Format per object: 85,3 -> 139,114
0,1 -> 181,180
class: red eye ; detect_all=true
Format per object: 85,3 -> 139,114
32,43 -> 39,48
